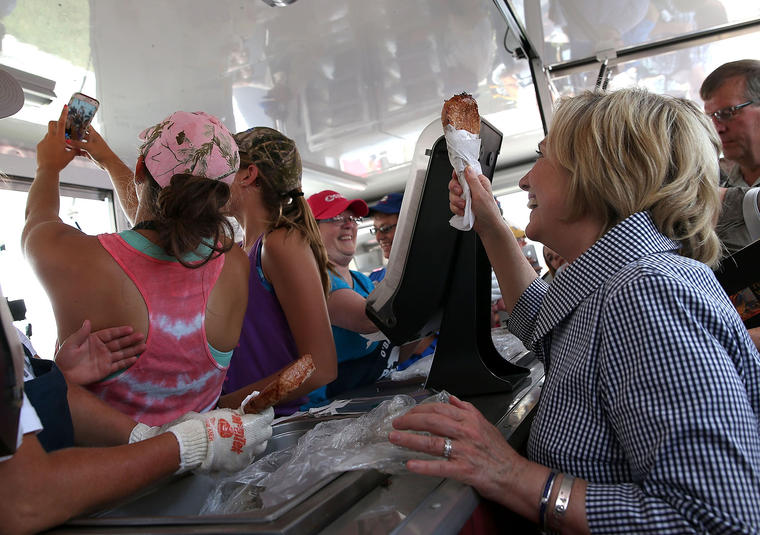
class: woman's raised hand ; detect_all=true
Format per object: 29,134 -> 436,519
36,105 -> 77,173
448,166 -> 504,235
69,126 -> 118,169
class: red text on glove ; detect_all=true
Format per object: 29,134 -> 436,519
205,418 -> 216,442
230,413 -> 246,454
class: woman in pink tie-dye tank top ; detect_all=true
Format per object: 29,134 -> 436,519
23,110 -> 250,425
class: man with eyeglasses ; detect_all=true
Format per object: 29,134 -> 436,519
702,59 -> 760,352
306,190 -> 398,404
701,59 -> 760,254
368,192 -> 403,283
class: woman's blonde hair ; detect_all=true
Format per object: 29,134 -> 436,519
547,88 -> 722,266
258,181 -> 331,298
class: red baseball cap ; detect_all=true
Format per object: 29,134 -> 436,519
307,190 -> 369,220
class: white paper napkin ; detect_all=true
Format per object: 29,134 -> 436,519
444,124 -> 482,231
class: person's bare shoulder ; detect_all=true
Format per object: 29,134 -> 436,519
224,242 -> 250,279
263,229 -> 322,292
24,223 -> 104,273
23,219 -> 90,252
264,227 -> 313,265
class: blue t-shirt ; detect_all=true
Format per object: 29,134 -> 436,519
328,269 -> 378,362
305,269 -> 378,407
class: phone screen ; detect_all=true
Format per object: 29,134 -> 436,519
65,93 -> 99,141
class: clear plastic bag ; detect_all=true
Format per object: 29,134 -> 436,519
389,354 -> 433,381
201,391 -> 450,514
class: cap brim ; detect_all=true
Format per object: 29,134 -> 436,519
316,198 -> 369,219
0,69 -> 25,119
348,199 -> 369,217
369,204 -> 399,215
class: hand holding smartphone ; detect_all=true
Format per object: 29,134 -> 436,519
65,92 -> 99,141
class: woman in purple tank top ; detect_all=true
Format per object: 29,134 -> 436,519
217,128 -> 337,415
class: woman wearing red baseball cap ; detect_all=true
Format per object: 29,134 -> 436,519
306,190 -> 396,404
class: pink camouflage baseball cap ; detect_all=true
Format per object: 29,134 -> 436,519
138,111 -> 240,188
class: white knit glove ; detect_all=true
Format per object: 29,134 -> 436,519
129,422 -> 160,443
165,407 -> 274,474
128,413 -> 205,443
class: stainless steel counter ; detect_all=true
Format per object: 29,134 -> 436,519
49,331 -> 543,535
322,354 -> 544,534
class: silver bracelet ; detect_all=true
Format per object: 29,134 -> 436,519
550,474 -> 575,531
538,471 -> 557,531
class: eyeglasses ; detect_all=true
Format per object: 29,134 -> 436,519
320,215 -> 363,225
707,100 -> 755,123
369,223 -> 397,235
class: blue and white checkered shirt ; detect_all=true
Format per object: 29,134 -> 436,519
509,212 -> 760,534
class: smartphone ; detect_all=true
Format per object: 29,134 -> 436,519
65,92 -> 99,141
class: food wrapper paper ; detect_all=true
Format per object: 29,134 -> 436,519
444,125 -> 482,231
239,390 -> 260,412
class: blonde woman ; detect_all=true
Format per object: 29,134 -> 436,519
390,89 -> 760,533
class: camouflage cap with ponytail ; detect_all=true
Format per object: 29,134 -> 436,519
234,127 -> 302,196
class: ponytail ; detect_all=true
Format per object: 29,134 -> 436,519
144,172 -> 235,268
